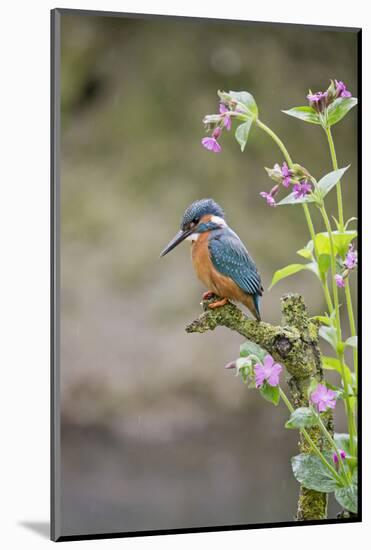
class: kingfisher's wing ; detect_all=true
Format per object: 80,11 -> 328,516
208,228 -> 263,296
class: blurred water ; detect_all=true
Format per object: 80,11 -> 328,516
61,412 -> 340,536
62,415 -> 296,535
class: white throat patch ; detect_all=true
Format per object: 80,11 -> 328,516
211,215 -> 227,227
186,233 -> 199,242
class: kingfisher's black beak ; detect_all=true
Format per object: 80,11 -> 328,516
160,228 -> 193,257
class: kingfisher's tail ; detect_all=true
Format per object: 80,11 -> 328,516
252,294 -> 261,322
242,293 -> 261,321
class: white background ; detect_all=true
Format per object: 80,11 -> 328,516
0,0 -> 369,547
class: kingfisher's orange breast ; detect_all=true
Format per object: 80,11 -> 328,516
191,233 -> 248,303
191,232 -> 214,289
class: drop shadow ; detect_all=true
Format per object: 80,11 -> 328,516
19,521 -> 50,539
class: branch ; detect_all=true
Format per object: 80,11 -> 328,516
186,293 -> 331,521
186,293 -> 322,382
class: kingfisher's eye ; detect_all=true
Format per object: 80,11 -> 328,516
192,217 -> 199,225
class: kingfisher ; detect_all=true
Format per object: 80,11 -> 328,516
160,198 -> 263,321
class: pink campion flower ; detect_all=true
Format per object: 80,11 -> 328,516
219,103 -> 232,131
333,449 -> 346,464
335,80 -> 352,98
335,274 -> 345,288
201,136 -> 222,153
281,162 -> 292,187
307,91 -> 328,112
212,126 -> 222,139
310,384 -> 337,413
306,92 -> 323,103
344,244 -> 357,270
254,355 -> 282,388
293,180 -> 312,199
260,191 -> 276,207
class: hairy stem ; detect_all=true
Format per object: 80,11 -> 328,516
345,279 -> 358,381
303,203 -> 334,313
312,407 -> 350,483
324,126 -> 344,230
256,119 -> 293,167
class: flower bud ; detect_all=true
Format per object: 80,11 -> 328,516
270,184 -> 280,198
212,126 -> 222,139
292,163 -> 312,181
333,449 -> 346,465
326,79 -> 337,103
307,91 -> 329,113
334,80 -> 352,99
265,164 -> 283,183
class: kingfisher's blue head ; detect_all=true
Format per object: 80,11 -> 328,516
160,198 -> 226,257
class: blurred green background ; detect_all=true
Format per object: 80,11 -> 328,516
60,12 -> 358,536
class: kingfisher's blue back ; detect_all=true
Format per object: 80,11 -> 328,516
208,227 -> 263,319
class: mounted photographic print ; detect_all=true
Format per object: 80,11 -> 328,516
51,8 -> 361,541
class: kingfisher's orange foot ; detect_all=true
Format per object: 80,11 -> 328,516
202,291 -> 215,300
208,297 -> 228,309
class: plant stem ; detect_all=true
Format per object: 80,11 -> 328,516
256,119 -> 293,167
319,206 -> 356,456
279,388 -> 343,484
324,126 -> 344,230
320,206 -> 341,341
313,407 -> 351,483
302,203 -> 334,313
345,279 -> 358,380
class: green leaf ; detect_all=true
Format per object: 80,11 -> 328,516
269,262 -> 318,290
344,217 -> 358,230
334,433 -> 357,457
311,315 -> 331,326
322,355 -> 344,370
321,356 -> 353,388
285,407 -> 318,429
333,231 -> 357,258
235,359 -> 250,383
259,381 -> 280,406
335,470 -> 358,514
327,97 -> 358,127
317,166 -> 350,199
318,254 -> 331,279
282,106 -> 321,124
314,230 -> 357,258
313,233 -> 331,255
291,453 -> 339,492
240,340 -> 266,362
297,241 -> 314,260
319,326 -> 338,352
235,119 -> 253,152
229,90 -> 258,118
345,336 -> 358,349
276,190 -> 316,206
297,248 -> 312,260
